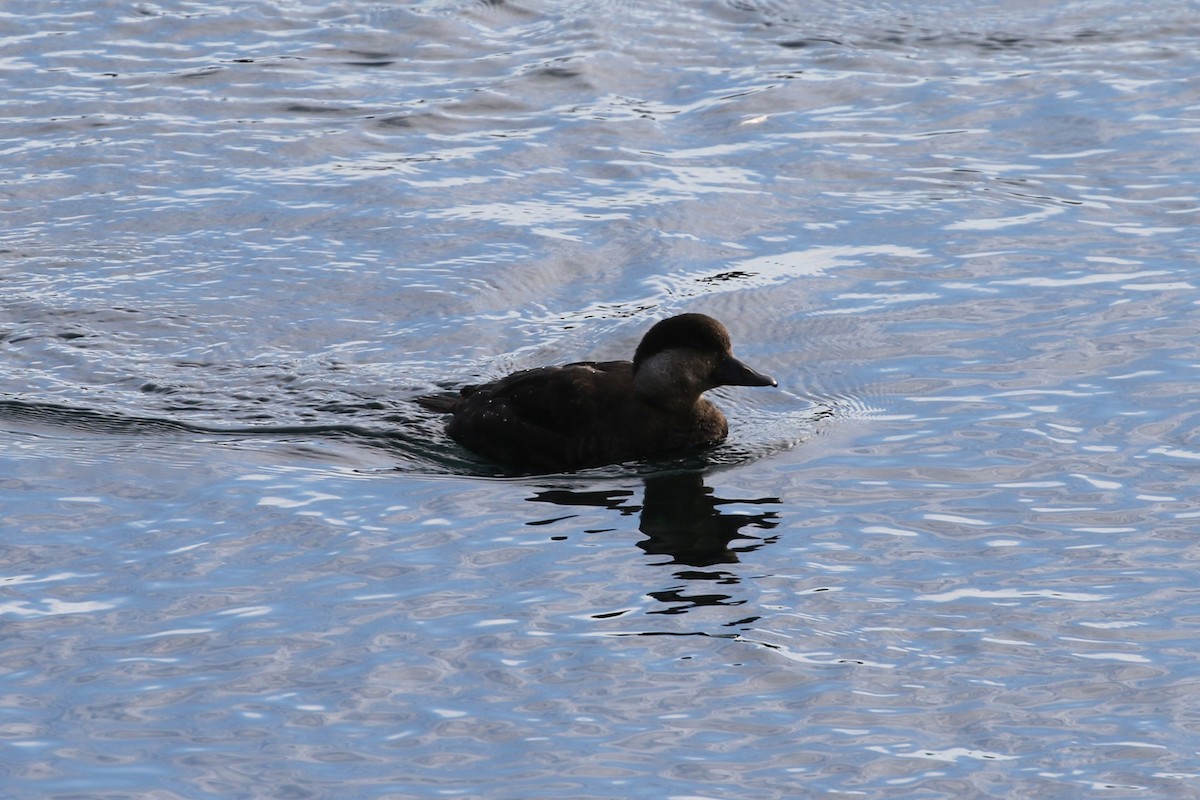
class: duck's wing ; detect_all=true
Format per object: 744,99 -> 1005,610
469,361 -> 631,438
440,360 -> 648,471
415,360 -> 623,417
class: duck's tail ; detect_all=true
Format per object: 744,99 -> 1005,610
414,393 -> 462,414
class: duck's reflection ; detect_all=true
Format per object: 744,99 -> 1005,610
528,471 -> 780,568
528,471 -> 780,616
640,471 -> 780,566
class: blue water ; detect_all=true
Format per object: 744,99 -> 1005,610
4,1 -> 1200,797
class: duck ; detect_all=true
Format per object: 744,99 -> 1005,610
418,313 -> 777,472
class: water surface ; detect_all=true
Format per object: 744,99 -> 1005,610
4,1 -> 1200,797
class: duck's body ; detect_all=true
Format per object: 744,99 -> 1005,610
420,313 -> 776,472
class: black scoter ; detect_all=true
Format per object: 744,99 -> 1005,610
418,313 -> 777,472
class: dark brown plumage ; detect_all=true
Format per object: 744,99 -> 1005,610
418,313 -> 776,472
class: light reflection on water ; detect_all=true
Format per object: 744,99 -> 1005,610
4,0 -> 1200,797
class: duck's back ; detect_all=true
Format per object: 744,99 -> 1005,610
446,360 -> 726,471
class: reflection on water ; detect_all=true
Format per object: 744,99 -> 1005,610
530,471 -> 780,623
640,471 -> 779,567
530,470 -> 780,567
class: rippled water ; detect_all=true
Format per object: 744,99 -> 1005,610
4,1 -> 1200,797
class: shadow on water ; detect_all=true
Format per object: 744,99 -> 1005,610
529,470 -> 781,616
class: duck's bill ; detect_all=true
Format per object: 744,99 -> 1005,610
715,355 -> 777,388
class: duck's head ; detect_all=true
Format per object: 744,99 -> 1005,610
632,313 -> 777,406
